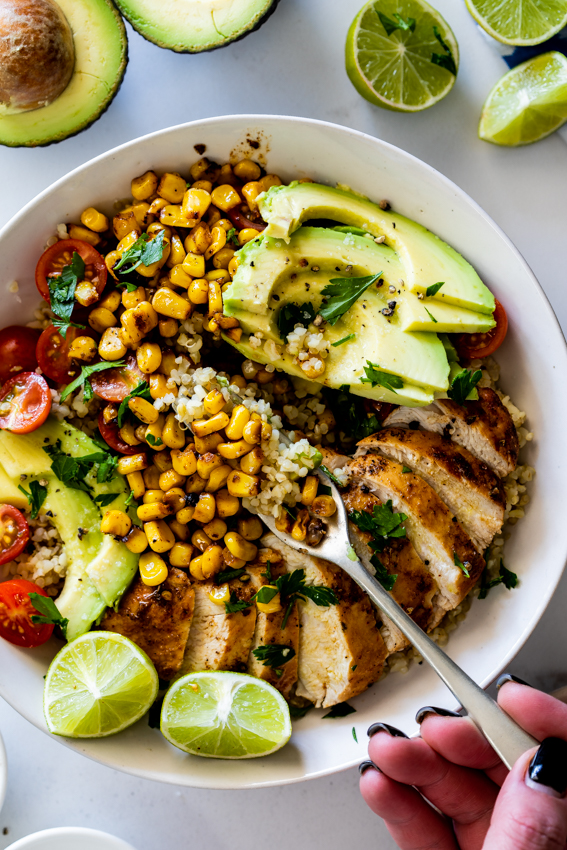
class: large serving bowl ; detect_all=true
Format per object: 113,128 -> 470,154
0,115 -> 565,789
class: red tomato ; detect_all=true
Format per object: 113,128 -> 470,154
0,372 -> 51,433
0,505 -> 30,566
35,239 -> 107,303
453,299 -> 508,361
226,205 -> 266,233
36,325 -> 86,384
90,354 -> 145,402
97,410 -> 140,455
0,326 -> 41,384
0,578 -> 53,648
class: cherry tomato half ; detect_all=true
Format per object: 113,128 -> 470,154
453,299 -> 508,361
0,505 -> 30,566
36,324 -> 83,384
0,326 -> 41,385
226,204 -> 266,233
0,578 -> 53,648
0,372 -> 51,433
97,411 -> 140,455
35,239 -> 107,303
90,354 -> 144,403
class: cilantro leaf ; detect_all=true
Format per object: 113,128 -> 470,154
274,568 -> 338,613
124,490 -> 135,507
352,727 -> 358,743
93,492 -> 120,507
322,386 -> 380,442
18,481 -> 47,519
478,559 -> 518,599
349,501 -> 407,551
114,230 -> 165,275
277,302 -> 316,341
431,26 -> 457,75
117,380 -> 152,428
224,592 -> 251,614
216,567 -> 246,584
254,585 -> 279,605
378,11 -> 416,36
370,554 -> 397,591
402,466 -> 412,473
226,227 -> 240,247
360,361 -> 404,393
319,273 -> 382,326
47,252 -> 86,338
95,453 -> 118,483
28,593 -> 68,638
262,560 -> 272,581
300,584 -> 339,607
146,434 -> 163,447
320,465 -> 343,487
424,307 -> 438,324
448,368 -> 482,406
323,702 -> 356,718
425,281 -> 444,297
43,441 -> 117,492
289,703 -> 313,719
252,644 -> 296,669
454,553 -> 471,578
331,333 -> 356,347
60,360 -> 125,402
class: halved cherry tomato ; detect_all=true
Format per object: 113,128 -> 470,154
0,578 -> 53,647
0,326 -> 41,385
0,505 -> 29,566
35,239 -> 107,303
97,410 -> 140,455
90,354 -> 145,402
0,372 -> 51,433
36,324 -> 84,384
453,299 -> 508,361
226,204 -> 266,233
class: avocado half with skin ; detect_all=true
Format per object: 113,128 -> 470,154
114,0 -> 280,53
0,0 -> 127,147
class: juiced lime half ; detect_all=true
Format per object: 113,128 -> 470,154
160,671 -> 292,759
479,52 -> 567,146
44,631 -> 159,738
465,0 -> 567,46
345,0 -> 459,112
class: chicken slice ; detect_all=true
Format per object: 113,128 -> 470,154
101,568 -> 194,681
384,388 -> 518,477
356,428 -> 505,551
348,454 -> 484,612
262,532 -> 387,708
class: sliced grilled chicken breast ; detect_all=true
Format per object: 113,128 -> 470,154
384,388 -> 518,477
357,428 -> 505,551
319,446 -> 351,471
348,455 -> 484,611
262,532 -> 386,708
101,568 -> 194,681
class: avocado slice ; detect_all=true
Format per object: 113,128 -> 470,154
114,0 -> 279,53
257,182 -> 495,316
0,0 -> 127,148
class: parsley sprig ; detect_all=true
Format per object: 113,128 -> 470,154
266,568 -> 339,629
448,368 -> 482,406
224,592 -> 251,614
425,281 -> 444,297
277,302 -> 316,340
322,385 -> 380,442
478,559 -> 518,599
28,593 -> 68,638
319,273 -> 382,326
252,644 -> 296,670
43,440 -> 118,492
60,360 -> 126,403
361,361 -> 404,394
18,480 -> 47,519
117,380 -> 152,427
47,252 -> 87,338
349,500 -> 407,591
226,227 -> 240,247
114,230 -> 165,277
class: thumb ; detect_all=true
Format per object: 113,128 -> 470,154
484,738 -> 567,850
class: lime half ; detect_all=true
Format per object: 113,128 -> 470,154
44,631 -> 159,738
160,671 -> 292,759
465,0 -> 567,46
479,52 -> 567,146
345,0 -> 459,112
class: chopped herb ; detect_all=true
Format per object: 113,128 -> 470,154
47,252 -> 87,338
44,441 -> 117,492
322,387 -> 380,442
95,453 -> 118,484
124,490 -> 135,507
448,368 -> 482,406
146,433 -> 163,447
216,567 -> 246,584
319,484 -> 332,497
431,26 -> 457,75
28,593 -> 68,638
361,361 -> 404,393
60,360 -> 125,403
351,665 -> 358,672
93,493 -> 120,507
454,553 -> 471,578
17,481 -> 47,519
114,230 -> 165,276
224,592 -> 251,614
352,726 -> 358,743
277,302 -> 316,341
271,568 -> 338,630
254,585 -> 279,605
323,702 -> 356,718
331,333 -> 356,347
478,559 -> 518,599
320,465 -> 343,487
117,381 -> 152,428
226,227 -> 240,247
288,703 -> 313,719
370,554 -> 397,591
284,503 -> 298,522
319,273 -> 382,326
402,466 -> 412,473
262,560 -> 272,581
252,644 -> 296,669
424,307 -> 438,324
425,281 -> 445,297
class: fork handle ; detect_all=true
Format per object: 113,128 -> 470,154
336,554 -> 538,769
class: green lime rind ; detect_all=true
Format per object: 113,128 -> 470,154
345,0 -> 459,112
479,51 -> 567,146
160,671 -> 292,759
464,0 -> 567,47
44,631 -> 159,738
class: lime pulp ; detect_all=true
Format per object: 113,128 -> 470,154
464,0 -> 567,46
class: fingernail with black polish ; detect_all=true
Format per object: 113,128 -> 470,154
496,673 -> 532,690
359,760 -> 380,776
367,722 -> 408,739
526,738 -> 567,798
415,705 -> 461,725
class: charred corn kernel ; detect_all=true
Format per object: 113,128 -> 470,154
215,488 -> 240,518
291,509 -> 310,542
169,542 -> 194,568
102,404 -> 118,424
99,327 -> 127,360
218,440 -> 255,460
144,416 -> 165,451
196,452 -> 224,480
69,224 -> 100,247
256,590 -> 282,615
152,286 -> 192,321
228,257 -> 240,278
213,246 -> 235,270
143,466 -> 161,489
301,476 -> 319,506
127,471 -> 145,500
134,424 -> 148,443
132,170 -> 158,201
259,174 -> 282,192
242,419 -> 262,445
176,505 -> 195,524
168,264 -> 192,290
158,318 -> 178,338
148,197 -> 168,216
224,531 -> 257,562
99,290 -> 121,312
189,554 -> 205,580
120,309 -> 145,345
121,286 -> 146,309
275,507 -> 292,533
143,489 -> 165,504
74,280 -> 99,307
238,228 -> 259,246
202,518 -> 227,541
192,179 -> 213,193
139,239 -> 171,278
222,547 -> 246,569
119,422 -> 141,447
205,268 -> 231,286
189,157 -> 214,181
161,413 -> 185,449
229,375 -> 246,391
206,464 -> 231,492
192,529 -> 212,552
87,307 -> 116,334
194,433 -> 223,454
100,510 -> 132,537
182,188 -> 212,222
203,389 -> 225,416
192,412 -> 229,437
149,373 -> 171,400
139,551 -> 168,586
171,447 -> 198,476
132,201 -> 152,229
68,335 -> 97,362
242,181 -> 262,211
185,222 -> 212,255
80,207 -> 109,233
163,487 -> 186,513
255,369 -> 272,385
144,519 -> 175,553
113,210 -> 139,240
233,159 -> 261,182
158,348 -> 177,375
169,519 -> 190,541
224,405 -> 249,440
124,527 -> 149,554
128,396 -> 159,425
135,301 -> 159,336
153,449 -> 172,471
204,225 -> 226,261
116,229 -> 141,256
201,544 -> 224,579
240,447 -> 264,476
137,502 -> 172,522
185,473 -> 207,494
188,278 -> 208,305
218,163 -> 234,182
166,234 -> 186,268
136,341 -> 162,375
312,495 -> 337,517
227,470 -> 259,498
237,517 -> 263,541
193,493 -> 216,524
159,468 -> 185,491
207,280 -> 223,316
209,584 -> 230,605
205,316 -> 220,335
211,185 -> 240,213
159,204 -> 190,227
157,172 -> 186,204
215,218 -> 231,232
182,251 -> 206,279
117,453 -> 148,475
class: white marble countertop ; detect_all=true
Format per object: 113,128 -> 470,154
1,0 -> 566,846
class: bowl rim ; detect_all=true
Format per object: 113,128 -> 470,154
4,827 -> 135,850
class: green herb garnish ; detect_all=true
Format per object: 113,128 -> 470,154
124,490 -> 135,507
44,441 -> 117,491
478,559 -> 518,599
114,230 -> 165,276
431,26 -> 457,75
60,360 -> 125,403
424,307 -> 438,324
319,273 -> 382,326
331,333 -> 356,347
323,702 -> 356,718
320,465 -> 342,487
361,361 -> 404,393
18,481 -> 47,519
226,227 -> 240,247
146,434 -> 163,447
448,368 -> 482,406
322,386 -> 380,442
277,302 -> 316,341
370,554 -> 397,591
352,727 -> 358,742
402,466 -> 412,474
252,644 -> 296,669
216,567 -> 246,584
28,593 -> 68,638
93,493 -> 120,507
289,703 -> 313,719
117,381 -> 152,427
378,11 -> 416,35
47,252 -> 87,338
224,592 -> 251,614
454,553 -> 471,578
425,281 -> 444,297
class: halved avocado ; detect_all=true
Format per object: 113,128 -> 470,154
114,0 -> 280,53
0,0 -> 127,147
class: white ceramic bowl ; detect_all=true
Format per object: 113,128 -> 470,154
0,115 -> 565,789
0,731 -> 6,813
5,828 -> 135,850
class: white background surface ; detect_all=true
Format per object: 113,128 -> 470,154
0,0 -> 566,847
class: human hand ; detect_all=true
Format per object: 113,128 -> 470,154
359,676 -> 567,849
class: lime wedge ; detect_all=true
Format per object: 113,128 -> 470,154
479,52 -> 567,146
345,0 -> 459,112
465,0 -> 567,46
160,671 -> 292,759
44,631 -> 159,738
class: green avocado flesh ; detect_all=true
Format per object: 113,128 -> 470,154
258,182 -> 495,315
0,0 -> 127,148
0,418 -> 138,640
115,0 -> 278,52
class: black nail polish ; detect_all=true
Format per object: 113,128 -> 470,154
415,705 -> 461,724
496,673 -> 532,690
367,722 -> 408,739
359,760 -> 380,776
528,738 -> 567,796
